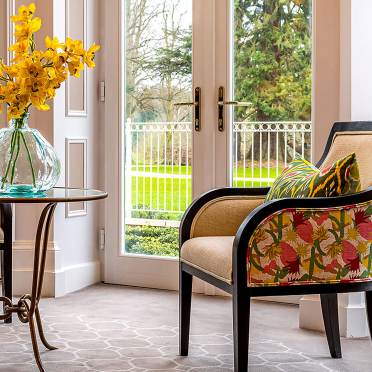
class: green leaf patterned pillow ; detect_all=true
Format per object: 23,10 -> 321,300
266,153 -> 361,201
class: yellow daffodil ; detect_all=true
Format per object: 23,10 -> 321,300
14,17 -> 41,42
8,40 -> 29,61
19,58 -> 46,79
45,36 -> 63,51
11,3 -> 36,23
65,38 -> 85,56
84,43 -> 101,68
67,57 -> 84,78
1,3 -> 100,120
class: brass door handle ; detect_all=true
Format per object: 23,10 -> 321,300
174,102 -> 199,106
217,86 -> 251,132
174,87 -> 201,131
218,101 -> 251,107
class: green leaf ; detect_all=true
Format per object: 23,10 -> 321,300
265,229 -> 279,244
253,241 -> 265,258
365,205 -> 372,216
279,268 -> 289,279
359,270 -> 369,279
250,254 -> 264,272
328,229 -> 340,243
308,246 -> 315,279
367,243 -> 372,274
340,266 -> 350,278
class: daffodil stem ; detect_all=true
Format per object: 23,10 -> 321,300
20,132 -> 36,186
10,132 -> 21,184
1,117 -> 37,190
1,130 -> 17,188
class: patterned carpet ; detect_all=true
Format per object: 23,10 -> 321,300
0,285 -> 371,371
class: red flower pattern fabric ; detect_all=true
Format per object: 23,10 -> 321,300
247,201 -> 372,287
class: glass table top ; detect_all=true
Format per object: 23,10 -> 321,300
0,187 -> 107,203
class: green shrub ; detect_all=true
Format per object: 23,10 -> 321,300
131,204 -> 183,221
125,225 -> 179,257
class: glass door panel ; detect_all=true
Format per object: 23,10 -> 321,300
124,0 -> 192,257
105,0 -> 313,291
231,1 -> 312,188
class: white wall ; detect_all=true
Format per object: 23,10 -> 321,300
300,0 -> 372,338
0,1 -> 6,126
52,0 -> 103,296
0,0 -> 104,296
312,0 -> 341,159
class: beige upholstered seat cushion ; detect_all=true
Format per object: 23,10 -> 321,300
320,132 -> 372,189
181,236 -> 234,283
0,228 -> 3,243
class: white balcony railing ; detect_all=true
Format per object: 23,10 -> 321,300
125,120 -> 311,223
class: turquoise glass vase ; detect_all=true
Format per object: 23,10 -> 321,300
0,114 -> 60,194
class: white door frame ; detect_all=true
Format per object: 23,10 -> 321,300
102,1 -> 307,305
103,0 -> 230,290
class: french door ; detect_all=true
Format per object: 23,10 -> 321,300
104,0 -> 312,291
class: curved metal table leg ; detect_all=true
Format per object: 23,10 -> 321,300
29,203 -> 58,370
0,203 -> 58,372
1,203 -> 13,324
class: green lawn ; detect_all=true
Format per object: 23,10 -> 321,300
127,165 -> 281,217
125,165 -> 282,257
128,165 -> 282,178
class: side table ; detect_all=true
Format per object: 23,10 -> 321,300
0,187 -> 107,371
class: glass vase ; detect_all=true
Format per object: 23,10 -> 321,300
0,114 -> 61,194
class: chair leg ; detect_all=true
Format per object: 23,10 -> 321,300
320,293 -> 342,358
365,291 -> 372,339
233,291 -> 250,372
179,268 -> 193,356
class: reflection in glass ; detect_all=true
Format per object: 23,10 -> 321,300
232,1 -> 312,187
123,0 -> 192,257
0,187 -> 106,202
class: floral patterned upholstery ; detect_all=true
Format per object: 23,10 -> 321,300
247,201 -> 372,287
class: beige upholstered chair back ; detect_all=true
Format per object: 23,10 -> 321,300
319,131 -> 372,190
190,196 -> 265,238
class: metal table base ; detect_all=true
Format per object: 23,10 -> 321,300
0,203 -> 57,371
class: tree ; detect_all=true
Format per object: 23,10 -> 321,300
125,0 -> 162,121
234,0 -> 312,161
125,0 -> 192,123
235,0 -> 311,121
144,0 -> 192,123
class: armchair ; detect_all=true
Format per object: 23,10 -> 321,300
0,203 -> 12,323
179,121 -> 372,372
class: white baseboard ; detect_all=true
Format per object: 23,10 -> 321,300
299,294 -> 369,338
299,295 -> 324,332
11,240 -> 101,298
54,261 -> 101,297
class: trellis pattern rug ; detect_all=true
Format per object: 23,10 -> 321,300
0,285 -> 370,371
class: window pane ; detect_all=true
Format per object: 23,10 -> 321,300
123,0 -> 192,257
232,1 -> 312,187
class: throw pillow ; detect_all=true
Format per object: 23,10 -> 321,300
265,153 -> 361,201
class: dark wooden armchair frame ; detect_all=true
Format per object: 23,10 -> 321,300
179,121 -> 372,372
0,203 -> 12,323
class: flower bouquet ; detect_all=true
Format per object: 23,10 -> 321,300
0,3 -> 100,193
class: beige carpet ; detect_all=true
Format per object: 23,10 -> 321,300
0,284 -> 371,371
